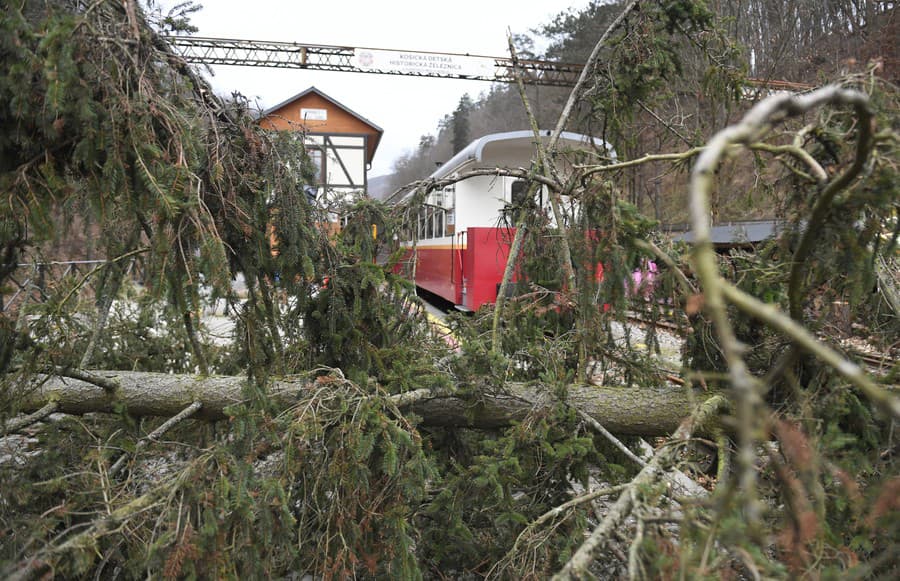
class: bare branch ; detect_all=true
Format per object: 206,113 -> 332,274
579,410 -> 647,468
688,84 -> 876,536
2,401 -> 58,436
49,367 -> 121,394
721,283 -> 900,420
553,394 -> 729,580
108,400 -> 203,477
549,0 -> 641,148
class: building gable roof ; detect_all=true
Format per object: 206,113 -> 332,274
259,86 -> 383,163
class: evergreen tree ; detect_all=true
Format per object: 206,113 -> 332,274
450,93 -> 473,154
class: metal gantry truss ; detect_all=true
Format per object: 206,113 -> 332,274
164,36 -> 586,87
164,35 -> 814,92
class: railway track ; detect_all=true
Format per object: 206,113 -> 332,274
624,311 -> 896,377
625,311 -> 687,333
421,295 -> 895,381
855,352 -> 897,372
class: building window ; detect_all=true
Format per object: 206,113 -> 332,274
308,148 -> 325,184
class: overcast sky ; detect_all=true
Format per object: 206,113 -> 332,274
168,0 -> 590,177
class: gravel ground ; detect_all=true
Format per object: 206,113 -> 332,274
610,318 -> 684,369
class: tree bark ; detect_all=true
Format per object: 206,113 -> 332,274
17,371 -> 717,436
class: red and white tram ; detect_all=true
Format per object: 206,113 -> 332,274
392,130 -> 613,311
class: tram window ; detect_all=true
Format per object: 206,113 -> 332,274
443,186 -> 455,236
435,209 -> 444,238
511,180 -> 529,206
442,186 -> 455,209
426,208 -> 434,239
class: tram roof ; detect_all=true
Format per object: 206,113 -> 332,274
432,130 -> 613,181
387,130 -> 613,204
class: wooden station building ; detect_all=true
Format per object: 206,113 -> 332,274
257,86 -> 383,200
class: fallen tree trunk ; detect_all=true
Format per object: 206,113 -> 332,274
16,371 -> 719,436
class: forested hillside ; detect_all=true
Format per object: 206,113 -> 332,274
387,0 -> 898,223
1,1 -> 898,580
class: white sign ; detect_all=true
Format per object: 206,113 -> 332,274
353,48 -> 498,79
300,108 -> 328,121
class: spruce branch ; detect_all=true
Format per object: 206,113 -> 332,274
79,235 -> 145,369
577,141 -> 825,181
390,167 -> 560,204
50,367 -> 121,394
108,400 -> 203,478
553,394 -> 729,580
489,483 -> 630,578
5,483 -> 169,581
1,401 -> 59,436
578,147 -> 705,176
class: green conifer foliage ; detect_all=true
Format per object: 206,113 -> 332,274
1,1 -> 898,579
